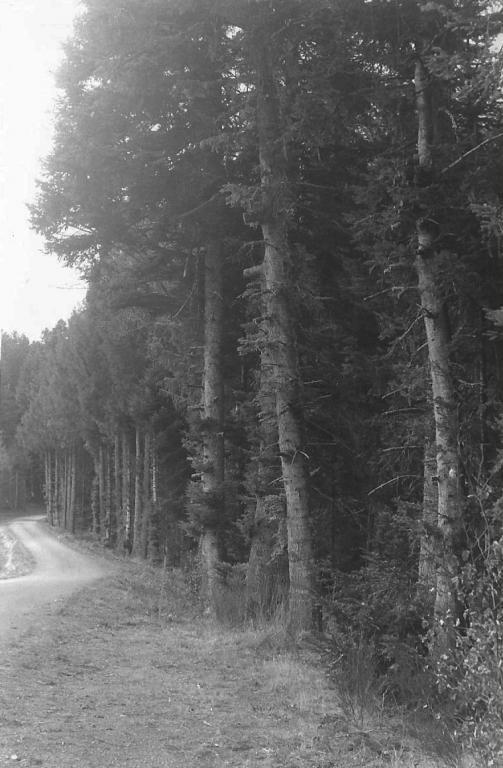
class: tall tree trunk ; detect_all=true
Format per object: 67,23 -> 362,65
141,430 -> 152,558
255,42 -> 316,633
104,442 -> 113,544
122,430 -> 132,552
45,451 -> 53,525
199,239 -> 225,612
60,451 -> 66,528
414,56 -> 463,648
91,470 -> 100,535
97,442 -> 105,534
54,451 -> 61,528
14,471 -> 19,511
69,446 -> 77,533
87,440 -> 99,534
133,425 -> 142,555
114,433 -> 121,545
64,450 -> 70,529
148,439 -> 160,560
245,270 -> 289,618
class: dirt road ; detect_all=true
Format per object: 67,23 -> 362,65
0,513 -> 448,768
0,512 -> 107,642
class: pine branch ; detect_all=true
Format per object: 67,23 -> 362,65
368,474 -> 421,496
175,191 -> 223,220
385,313 -> 424,358
380,446 -> 423,453
440,132 -> 503,175
382,407 -> 425,416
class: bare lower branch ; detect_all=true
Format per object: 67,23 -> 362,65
368,474 -> 421,496
175,190 -> 223,220
441,131 -> 503,175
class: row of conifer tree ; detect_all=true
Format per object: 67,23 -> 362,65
1,2 -> 503,684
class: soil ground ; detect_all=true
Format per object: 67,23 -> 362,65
0,518 -> 466,768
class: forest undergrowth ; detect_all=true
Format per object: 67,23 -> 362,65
0,524 -> 476,768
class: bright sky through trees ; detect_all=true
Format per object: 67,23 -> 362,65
0,0 -> 85,340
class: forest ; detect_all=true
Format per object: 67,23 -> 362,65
1,0 -> 503,756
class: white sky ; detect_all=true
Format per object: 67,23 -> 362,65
0,0 -> 86,341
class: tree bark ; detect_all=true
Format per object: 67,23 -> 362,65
45,450 -> 54,525
14,471 -> 19,511
122,430 -> 132,552
199,239 -> 225,612
69,446 -> 77,533
414,56 -> 463,648
255,41 -> 316,633
141,430 -> 152,558
63,450 -> 69,529
104,442 -> 113,544
418,433 -> 438,600
114,433 -> 121,545
54,451 -> 61,528
149,439 -> 160,560
97,442 -> 105,534
245,271 -> 289,618
90,442 -> 103,536
133,425 -> 142,555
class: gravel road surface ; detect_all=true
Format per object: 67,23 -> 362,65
0,512 -> 106,642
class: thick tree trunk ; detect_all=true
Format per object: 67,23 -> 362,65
246,494 -> 289,618
415,57 -> 463,647
255,43 -> 316,633
245,271 -> 289,618
199,239 -> 225,612
418,434 -> 438,600
200,529 -> 220,613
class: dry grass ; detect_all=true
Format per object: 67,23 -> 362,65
0,573 -> 340,767
0,523 -> 476,768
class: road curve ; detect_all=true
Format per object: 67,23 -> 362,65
0,512 -> 107,642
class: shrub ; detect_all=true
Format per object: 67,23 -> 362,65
432,541 -> 503,764
324,553 -> 434,719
